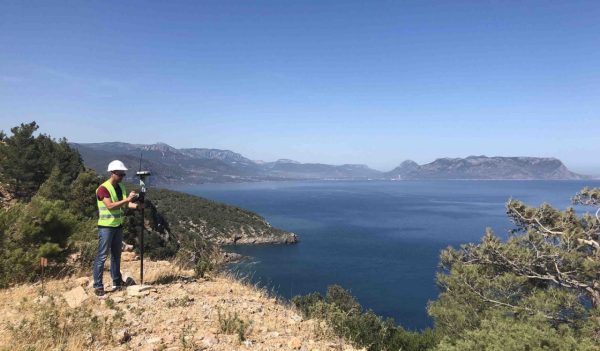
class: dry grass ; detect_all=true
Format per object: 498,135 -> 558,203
1,295 -> 125,351
217,268 -> 344,345
141,260 -> 195,285
220,268 -> 284,304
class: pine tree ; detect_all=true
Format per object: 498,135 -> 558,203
37,166 -> 71,201
69,169 -> 101,219
0,122 -> 42,197
0,122 -> 84,199
428,187 -> 600,348
52,137 -> 84,182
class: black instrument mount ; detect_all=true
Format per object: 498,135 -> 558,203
136,153 -> 151,285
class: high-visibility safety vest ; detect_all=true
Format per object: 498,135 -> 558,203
96,180 -> 127,227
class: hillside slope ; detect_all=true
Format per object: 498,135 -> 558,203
144,187 -> 298,246
0,260 -> 360,351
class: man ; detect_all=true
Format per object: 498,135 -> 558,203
93,160 -> 142,296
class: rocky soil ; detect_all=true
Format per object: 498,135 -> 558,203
0,259 -> 361,351
0,182 -> 16,210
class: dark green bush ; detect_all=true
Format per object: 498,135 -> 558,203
292,291 -> 323,317
69,169 -> 102,219
326,284 -> 361,312
0,196 -> 78,287
194,259 -> 214,278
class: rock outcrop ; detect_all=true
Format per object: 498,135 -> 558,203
216,232 -> 298,245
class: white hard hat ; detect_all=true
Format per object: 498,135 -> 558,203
107,160 -> 128,172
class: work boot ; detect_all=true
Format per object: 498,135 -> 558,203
111,277 -> 136,291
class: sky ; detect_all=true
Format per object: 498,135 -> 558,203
1,1 -> 599,174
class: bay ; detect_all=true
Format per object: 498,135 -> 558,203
170,180 -> 600,330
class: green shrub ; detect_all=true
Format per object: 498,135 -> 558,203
293,285 -> 439,351
434,316 -> 598,351
292,291 -> 323,317
0,196 -> 78,287
194,259 -> 213,278
326,284 -> 361,312
218,309 -> 251,341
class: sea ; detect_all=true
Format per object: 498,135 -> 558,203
170,180 -> 600,331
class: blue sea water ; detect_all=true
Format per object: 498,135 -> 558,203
171,180 -> 600,330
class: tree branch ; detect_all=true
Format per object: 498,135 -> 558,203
508,203 -> 599,250
461,278 -> 573,323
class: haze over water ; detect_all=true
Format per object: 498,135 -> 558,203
173,180 -> 600,330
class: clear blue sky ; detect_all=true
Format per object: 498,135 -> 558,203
1,1 -> 599,173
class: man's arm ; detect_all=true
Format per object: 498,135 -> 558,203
102,191 -> 136,210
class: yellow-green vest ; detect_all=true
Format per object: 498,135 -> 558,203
96,180 -> 127,227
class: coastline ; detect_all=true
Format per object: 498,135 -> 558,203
165,178 -> 600,189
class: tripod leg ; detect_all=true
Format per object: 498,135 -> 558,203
140,207 -> 144,285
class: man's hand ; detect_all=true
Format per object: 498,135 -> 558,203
126,191 -> 137,202
128,201 -> 144,210
102,190 -> 138,210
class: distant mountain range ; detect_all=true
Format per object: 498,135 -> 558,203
71,142 -> 589,184
385,156 -> 587,180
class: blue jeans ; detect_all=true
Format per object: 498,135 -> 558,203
93,226 -> 123,289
